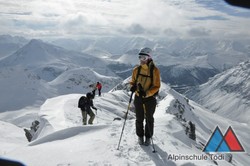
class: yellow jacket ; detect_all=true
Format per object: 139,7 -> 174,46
130,61 -> 161,98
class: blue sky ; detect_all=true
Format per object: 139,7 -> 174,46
0,0 -> 250,40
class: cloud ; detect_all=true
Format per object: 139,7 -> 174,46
193,15 -> 228,21
163,28 -> 181,37
126,24 -> 145,34
0,12 -> 32,16
188,27 -> 212,37
0,0 -> 250,39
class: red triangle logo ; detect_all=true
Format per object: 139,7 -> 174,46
224,126 -> 245,152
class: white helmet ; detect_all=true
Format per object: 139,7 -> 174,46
139,47 -> 152,57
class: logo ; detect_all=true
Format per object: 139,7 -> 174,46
203,126 -> 244,153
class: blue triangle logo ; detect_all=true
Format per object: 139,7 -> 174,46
203,127 -> 224,152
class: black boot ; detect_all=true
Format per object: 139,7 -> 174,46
24,129 -> 32,142
144,137 -> 151,146
138,137 -> 144,145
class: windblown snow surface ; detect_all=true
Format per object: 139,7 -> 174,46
0,83 -> 249,166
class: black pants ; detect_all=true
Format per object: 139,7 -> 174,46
98,88 -> 101,96
134,95 -> 156,138
92,90 -> 96,96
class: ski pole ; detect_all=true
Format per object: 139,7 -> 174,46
117,92 -> 134,150
95,109 -> 98,124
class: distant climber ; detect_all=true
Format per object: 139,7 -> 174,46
24,120 -> 40,142
78,92 -> 97,125
96,82 -> 102,96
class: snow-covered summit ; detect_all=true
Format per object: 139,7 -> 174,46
0,39 -> 101,68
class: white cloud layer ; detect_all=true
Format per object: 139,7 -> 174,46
0,0 -> 250,39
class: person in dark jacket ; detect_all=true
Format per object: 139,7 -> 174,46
78,92 -> 97,125
24,120 -> 40,142
130,47 -> 161,146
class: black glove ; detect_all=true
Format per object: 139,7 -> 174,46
130,84 -> 137,92
138,90 -> 146,97
138,83 -> 146,97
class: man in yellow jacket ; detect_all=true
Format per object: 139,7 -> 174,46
130,47 -> 161,146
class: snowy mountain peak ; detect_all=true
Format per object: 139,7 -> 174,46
18,39 -> 64,62
0,39 -> 67,67
25,39 -> 64,53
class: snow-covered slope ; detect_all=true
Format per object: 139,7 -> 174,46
1,83 -> 249,166
186,60 -> 250,125
0,39 -> 121,112
0,120 -> 27,155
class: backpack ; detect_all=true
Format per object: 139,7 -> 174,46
135,64 -> 159,96
78,96 -> 88,109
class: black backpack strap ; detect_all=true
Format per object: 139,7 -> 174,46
150,64 -> 155,88
135,64 -> 155,86
150,64 -> 159,96
135,65 -> 141,84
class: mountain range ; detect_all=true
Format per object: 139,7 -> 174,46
0,34 -> 249,165
51,36 -> 250,90
0,38 -> 122,111
186,60 -> 250,125
1,34 -> 250,113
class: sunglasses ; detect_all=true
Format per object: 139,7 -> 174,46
139,55 -> 149,61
